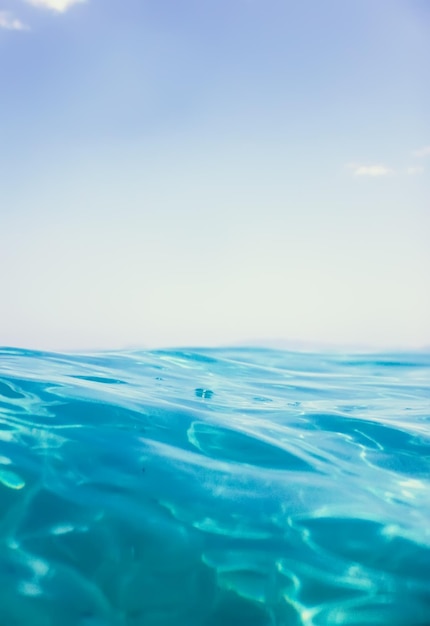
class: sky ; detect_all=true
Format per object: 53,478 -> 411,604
0,0 -> 429,351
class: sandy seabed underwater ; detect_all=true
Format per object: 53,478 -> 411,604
0,346 -> 429,626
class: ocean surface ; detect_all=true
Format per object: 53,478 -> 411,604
0,347 -> 429,626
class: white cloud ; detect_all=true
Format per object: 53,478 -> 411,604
26,0 -> 86,12
406,166 -> 424,176
347,163 -> 393,177
0,11 -> 29,30
412,146 -> 430,158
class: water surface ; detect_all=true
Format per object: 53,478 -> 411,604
0,347 -> 429,625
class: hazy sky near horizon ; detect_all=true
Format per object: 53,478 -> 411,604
1,0 -> 429,351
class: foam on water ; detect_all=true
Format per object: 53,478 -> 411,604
0,346 -> 429,625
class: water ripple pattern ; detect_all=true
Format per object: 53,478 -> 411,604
0,347 -> 429,625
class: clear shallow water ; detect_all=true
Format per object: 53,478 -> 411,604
0,346 -> 429,626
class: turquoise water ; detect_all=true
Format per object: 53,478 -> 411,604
0,347 -> 429,626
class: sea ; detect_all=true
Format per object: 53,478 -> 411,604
0,346 -> 429,625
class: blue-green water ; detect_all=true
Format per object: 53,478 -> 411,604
0,347 -> 429,625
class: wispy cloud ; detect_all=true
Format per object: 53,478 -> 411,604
0,11 -> 29,30
346,163 -> 393,177
406,166 -> 424,176
412,146 -> 430,158
26,0 -> 86,12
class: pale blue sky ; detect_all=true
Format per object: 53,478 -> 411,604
1,0 -> 429,350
